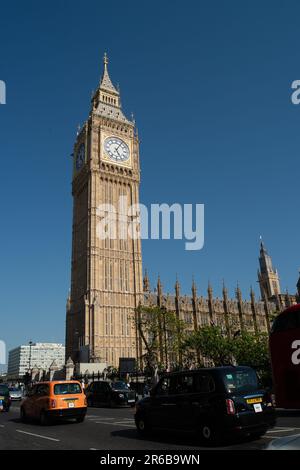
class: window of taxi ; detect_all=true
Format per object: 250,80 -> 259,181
223,369 -> 258,393
36,384 -> 49,396
155,377 -> 171,396
54,383 -> 82,395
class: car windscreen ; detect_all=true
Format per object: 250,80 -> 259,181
53,383 -> 82,395
222,369 -> 259,394
111,381 -> 129,390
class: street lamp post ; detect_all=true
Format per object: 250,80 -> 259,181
28,340 -> 33,371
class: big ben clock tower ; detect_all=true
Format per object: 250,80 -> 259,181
66,54 -> 143,367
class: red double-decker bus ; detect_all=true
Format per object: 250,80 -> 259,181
269,303 -> 300,408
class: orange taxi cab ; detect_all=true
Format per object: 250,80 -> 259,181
20,380 -> 87,425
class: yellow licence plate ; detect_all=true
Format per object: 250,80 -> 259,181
0,396 -> 4,400
246,397 -> 263,404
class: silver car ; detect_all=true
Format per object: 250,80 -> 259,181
9,387 -> 23,401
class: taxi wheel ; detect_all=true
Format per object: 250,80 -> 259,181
76,416 -> 85,423
199,423 -> 220,445
20,407 -> 27,422
135,414 -> 150,436
40,411 -> 49,426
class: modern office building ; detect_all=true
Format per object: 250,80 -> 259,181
7,343 -> 65,378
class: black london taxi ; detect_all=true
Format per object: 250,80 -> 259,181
86,380 -> 136,407
134,366 -> 276,444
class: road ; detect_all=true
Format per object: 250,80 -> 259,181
1,403 -> 300,450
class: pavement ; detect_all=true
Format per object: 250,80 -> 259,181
1,402 -> 300,450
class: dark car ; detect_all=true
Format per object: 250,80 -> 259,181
0,384 -> 11,412
86,380 -> 136,407
134,366 -> 276,444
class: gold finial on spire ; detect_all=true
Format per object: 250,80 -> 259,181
103,52 -> 108,66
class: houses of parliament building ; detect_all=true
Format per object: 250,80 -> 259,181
65,55 -> 300,368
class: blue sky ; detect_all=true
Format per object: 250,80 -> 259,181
1,0 -> 300,362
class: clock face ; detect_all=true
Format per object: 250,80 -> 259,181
104,137 -> 130,163
76,143 -> 85,170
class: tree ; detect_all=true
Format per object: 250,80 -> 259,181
184,326 -> 270,379
184,326 -> 234,366
136,305 -> 187,374
232,332 -> 270,370
231,331 -> 271,387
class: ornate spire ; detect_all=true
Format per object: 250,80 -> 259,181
157,275 -> 162,297
99,52 -> 118,94
175,276 -> 180,297
258,237 -> 281,299
222,279 -> 228,297
192,277 -> 197,298
235,282 -> 242,302
91,53 -> 131,123
207,281 -> 213,298
259,235 -> 266,253
143,269 -> 150,293
250,285 -> 255,303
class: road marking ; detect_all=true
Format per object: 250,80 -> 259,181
266,428 -> 295,433
114,420 -> 135,425
95,420 -> 135,428
16,430 -> 60,442
88,416 -> 114,420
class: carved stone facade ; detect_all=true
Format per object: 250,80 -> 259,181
66,56 -> 300,369
142,273 -> 299,338
142,242 -> 300,342
66,55 -> 143,367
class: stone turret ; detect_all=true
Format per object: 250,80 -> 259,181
191,278 -> 198,330
258,239 -> 281,299
175,276 -> 180,298
143,269 -> 150,293
207,282 -> 215,324
235,283 -> 245,331
65,357 -> 75,381
250,286 -> 258,333
157,275 -> 162,307
222,281 -> 230,334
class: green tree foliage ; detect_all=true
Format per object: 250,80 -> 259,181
232,332 -> 270,369
136,305 -> 187,373
184,326 -> 270,375
184,326 -> 233,366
